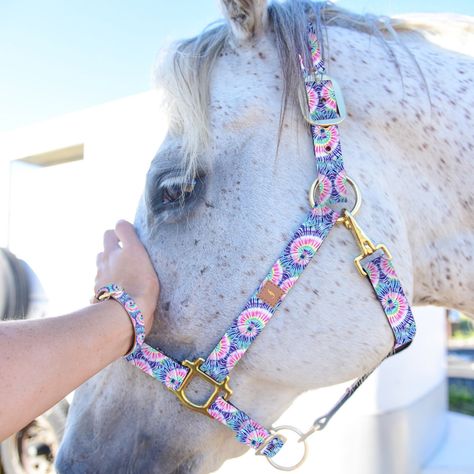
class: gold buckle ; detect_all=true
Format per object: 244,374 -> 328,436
304,74 -> 347,126
96,290 -> 113,301
172,357 -> 232,417
341,209 -> 392,276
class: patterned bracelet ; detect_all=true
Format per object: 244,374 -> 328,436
95,284 -> 146,357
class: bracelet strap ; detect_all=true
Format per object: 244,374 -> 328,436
96,284 -> 146,356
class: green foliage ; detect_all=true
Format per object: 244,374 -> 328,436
451,313 -> 474,340
449,385 -> 474,416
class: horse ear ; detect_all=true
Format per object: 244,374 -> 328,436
220,0 -> 268,41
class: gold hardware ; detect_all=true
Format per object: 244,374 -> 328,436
341,210 -> 392,276
172,357 -> 232,417
308,175 -> 362,221
257,425 -> 308,471
304,74 -> 347,126
96,290 -> 112,301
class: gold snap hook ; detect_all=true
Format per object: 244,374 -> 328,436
341,209 -> 392,276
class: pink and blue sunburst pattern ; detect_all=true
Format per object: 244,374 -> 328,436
361,251 -> 416,351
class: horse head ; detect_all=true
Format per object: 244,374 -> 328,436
56,1 -> 474,472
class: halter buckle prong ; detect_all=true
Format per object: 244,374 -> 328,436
341,210 -> 392,276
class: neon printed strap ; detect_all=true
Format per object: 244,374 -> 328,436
126,344 -> 284,457
96,284 -> 146,356
200,205 -> 338,382
302,250 -> 417,437
303,26 -> 348,206
361,250 -> 417,352
302,26 -> 416,353
208,398 -> 284,456
126,343 -> 188,390
122,205 -> 338,457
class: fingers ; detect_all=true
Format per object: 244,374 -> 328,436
114,220 -> 140,248
103,229 -> 119,252
102,220 -> 136,255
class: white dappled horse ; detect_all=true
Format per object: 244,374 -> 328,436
57,1 -> 474,472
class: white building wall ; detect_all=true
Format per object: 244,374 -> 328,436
0,91 -> 166,314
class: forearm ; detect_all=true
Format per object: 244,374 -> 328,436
0,301 -> 132,441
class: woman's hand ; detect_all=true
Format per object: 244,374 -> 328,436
94,220 -> 159,335
0,223 -> 160,440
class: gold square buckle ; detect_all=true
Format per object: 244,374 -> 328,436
304,74 -> 347,126
172,357 -> 232,417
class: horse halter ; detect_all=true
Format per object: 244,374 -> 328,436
105,25 -> 416,470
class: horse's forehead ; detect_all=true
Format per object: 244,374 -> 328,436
210,37 -> 283,120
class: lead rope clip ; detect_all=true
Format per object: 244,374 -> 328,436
341,209 -> 392,276
298,415 -> 329,443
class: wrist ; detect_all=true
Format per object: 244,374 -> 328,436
98,300 -> 136,356
131,296 -> 155,334
95,284 -> 146,356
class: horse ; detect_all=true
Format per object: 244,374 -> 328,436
56,1 -> 474,472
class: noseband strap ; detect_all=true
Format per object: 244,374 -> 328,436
124,24 -> 416,468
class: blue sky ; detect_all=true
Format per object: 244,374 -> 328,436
1,0 -> 472,132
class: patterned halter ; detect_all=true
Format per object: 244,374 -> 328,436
99,24 -> 416,471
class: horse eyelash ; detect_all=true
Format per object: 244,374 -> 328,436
161,180 -> 197,205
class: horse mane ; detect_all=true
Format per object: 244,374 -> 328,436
392,13 -> 474,56
153,0 -> 472,179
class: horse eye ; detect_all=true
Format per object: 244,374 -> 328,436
161,179 -> 197,205
146,167 -> 205,220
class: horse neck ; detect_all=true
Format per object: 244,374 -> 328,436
320,24 -> 473,314
356,30 -> 474,314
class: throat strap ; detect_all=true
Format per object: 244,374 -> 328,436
361,250 -> 416,352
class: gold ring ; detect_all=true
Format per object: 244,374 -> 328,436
265,425 -> 308,471
308,175 -> 362,222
